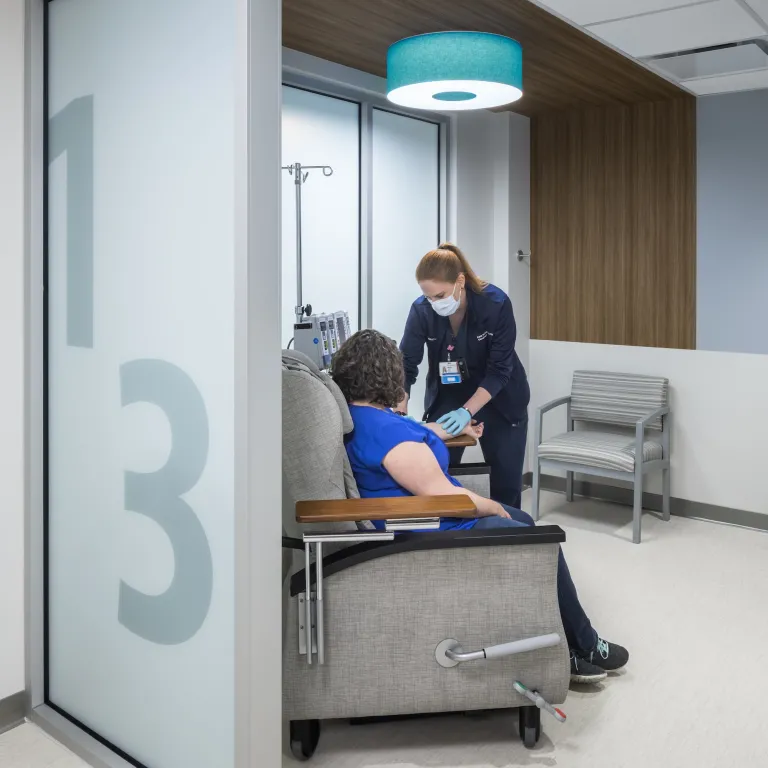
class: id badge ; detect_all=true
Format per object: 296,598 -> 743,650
439,361 -> 462,385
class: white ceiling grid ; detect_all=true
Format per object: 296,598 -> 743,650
685,67 -> 768,92
539,1 -> 713,26
534,0 -> 768,94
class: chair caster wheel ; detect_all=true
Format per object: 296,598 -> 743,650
289,719 -> 320,761
518,706 -> 541,749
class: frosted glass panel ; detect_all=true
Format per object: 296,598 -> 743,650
281,87 -> 360,347
371,110 -> 439,418
47,1 -> 235,766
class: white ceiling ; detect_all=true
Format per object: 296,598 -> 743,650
540,0 -> 712,26
746,0 -> 768,21
589,2 -> 764,57
684,66 -> 768,92
534,0 -> 768,95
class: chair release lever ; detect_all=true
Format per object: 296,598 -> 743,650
435,633 -> 561,668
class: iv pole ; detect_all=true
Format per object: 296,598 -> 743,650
281,162 -> 334,323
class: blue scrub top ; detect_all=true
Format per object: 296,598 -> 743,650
400,283 -> 530,422
438,310 -> 475,407
345,405 -> 477,532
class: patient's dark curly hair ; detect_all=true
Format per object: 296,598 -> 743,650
331,329 -> 406,408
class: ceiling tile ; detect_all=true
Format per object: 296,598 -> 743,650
685,67 -> 768,92
588,0 -> 766,57
537,0 -> 712,26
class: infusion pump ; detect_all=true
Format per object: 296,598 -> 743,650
293,310 -> 352,370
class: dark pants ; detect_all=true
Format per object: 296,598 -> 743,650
474,506 -> 597,653
440,403 -> 528,510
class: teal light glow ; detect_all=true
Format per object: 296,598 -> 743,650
386,32 -> 523,111
434,91 -> 477,102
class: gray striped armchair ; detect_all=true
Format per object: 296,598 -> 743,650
532,371 -> 670,544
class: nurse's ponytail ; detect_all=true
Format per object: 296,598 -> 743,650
416,242 -> 488,294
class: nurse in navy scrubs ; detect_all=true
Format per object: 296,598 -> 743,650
398,242 -> 530,510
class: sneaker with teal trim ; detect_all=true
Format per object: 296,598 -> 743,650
578,636 -> 629,673
569,651 -> 607,684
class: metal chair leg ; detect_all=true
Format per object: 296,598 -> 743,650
632,473 -> 643,544
566,471 -> 574,502
532,461 -> 541,521
662,466 -> 671,522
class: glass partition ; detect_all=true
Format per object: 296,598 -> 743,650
280,81 -> 444,397
46,1 -> 236,765
371,109 -> 440,418
281,86 -> 361,347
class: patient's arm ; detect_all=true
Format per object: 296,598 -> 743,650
382,442 -> 508,519
424,421 -> 484,442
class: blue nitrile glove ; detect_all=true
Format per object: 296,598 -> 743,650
437,407 -> 472,436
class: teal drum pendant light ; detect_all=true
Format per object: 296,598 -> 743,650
386,31 -> 523,111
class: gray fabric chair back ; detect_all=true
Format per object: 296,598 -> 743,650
570,370 -> 669,430
282,350 -> 361,539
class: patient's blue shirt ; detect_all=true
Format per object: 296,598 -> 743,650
346,405 -> 478,532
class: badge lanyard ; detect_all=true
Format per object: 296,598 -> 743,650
440,343 -> 462,385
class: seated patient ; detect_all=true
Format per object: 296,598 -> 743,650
332,329 -> 628,685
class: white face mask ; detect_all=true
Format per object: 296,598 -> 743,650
429,283 -> 462,317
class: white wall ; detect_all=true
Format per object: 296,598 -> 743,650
454,112 -> 494,278
454,109 -> 531,464
0,0 -> 26,702
454,110 -> 530,369
697,90 -> 768,354
506,115 -> 531,381
530,340 -> 768,515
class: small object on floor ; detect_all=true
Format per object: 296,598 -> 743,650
570,651 -> 608,684
578,636 -> 629,673
513,681 -> 567,723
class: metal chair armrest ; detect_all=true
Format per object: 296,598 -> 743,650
635,405 -> 669,439
534,396 -> 572,452
634,406 -> 670,467
536,395 -> 571,417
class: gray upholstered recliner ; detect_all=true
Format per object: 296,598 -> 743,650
282,350 -> 570,761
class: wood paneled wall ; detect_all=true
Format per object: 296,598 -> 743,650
531,98 -> 697,349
